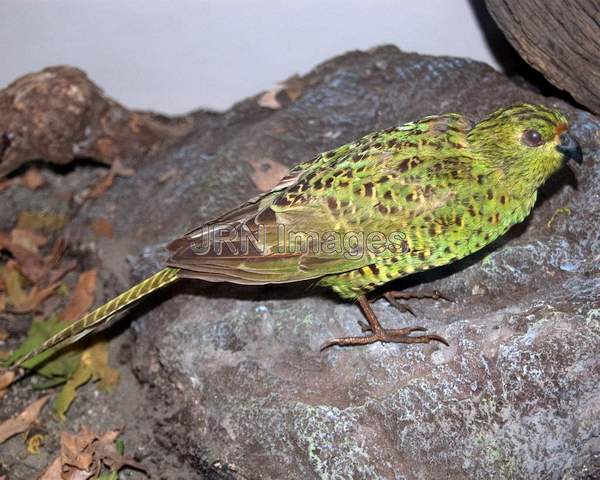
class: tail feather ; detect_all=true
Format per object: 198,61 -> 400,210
11,267 -> 180,370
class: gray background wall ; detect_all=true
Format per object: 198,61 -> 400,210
0,0 -> 501,114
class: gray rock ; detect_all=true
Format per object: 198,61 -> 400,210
124,47 -> 599,478
2,45 -> 598,479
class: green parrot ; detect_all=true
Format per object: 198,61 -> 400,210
10,103 -> 583,369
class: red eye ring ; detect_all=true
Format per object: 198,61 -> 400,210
522,129 -> 543,147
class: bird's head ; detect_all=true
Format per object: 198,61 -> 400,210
467,104 -> 582,193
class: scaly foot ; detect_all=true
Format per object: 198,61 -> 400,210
321,296 -> 449,350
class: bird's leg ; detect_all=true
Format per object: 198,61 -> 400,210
321,296 -> 449,350
376,289 -> 452,316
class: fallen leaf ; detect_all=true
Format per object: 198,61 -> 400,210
48,426 -> 148,479
86,159 -> 135,199
54,362 -> 93,421
82,341 -> 120,391
60,269 -> 96,323
0,328 -> 7,341
1,261 -> 27,308
1,259 -> 60,314
8,315 -> 82,377
0,370 -> 15,400
0,233 -> 48,283
258,74 -> 305,110
61,427 -> 96,472
10,282 -> 61,314
47,236 -> 67,267
95,429 -> 146,477
0,293 -> 5,313
281,74 -> 304,101
11,319 -> 118,420
17,211 -> 68,232
55,341 -> 119,420
11,228 -> 48,254
22,167 -> 45,189
96,436 -> 125,479
91,218 -> 113,239
0,394 -> 50,444
247,158 -> 289,192
258,83 -> 286,110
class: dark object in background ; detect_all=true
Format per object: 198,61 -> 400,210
486,0 -> 600,114
0,66 -> 193,178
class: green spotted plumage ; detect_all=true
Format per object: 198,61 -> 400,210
11,103 -> 580,367
168,104 -> 567,298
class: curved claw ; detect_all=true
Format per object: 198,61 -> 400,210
320,340 -> 337,351
320,334 -> 378,351
429,334 -> 450,346
419,333 -> 450,347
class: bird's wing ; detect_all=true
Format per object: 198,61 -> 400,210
167,113 -> 472,284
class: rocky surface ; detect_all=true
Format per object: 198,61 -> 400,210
1,46 -> 599,479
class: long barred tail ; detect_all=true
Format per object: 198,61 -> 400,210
11,267 -> 180,369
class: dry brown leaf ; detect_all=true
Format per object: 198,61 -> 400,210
282,74 -> 304,101
95,429 -> 147,475
11,228 -> 48,254
257,74 -> 304,110
54,426 -> 147,479
90,218 -> 113,238
247,158 -> 289,192
2,259 -> 60,314
10,282 -> 61,314
0,293 -> 5,314
258,83 -> 286,110
16,211 -> 68,232
47,237 -> 67,266
61,427 -> 96,472
0,370 -> 15,400
1,261 -> 27,308
0,394 -> 50,444
0,232 -> 47,282
15,255 -> 48,285
22,167 -> 45,190
0,328 -> 7,341
60,269 -> 96,323
86,159 -> 135,199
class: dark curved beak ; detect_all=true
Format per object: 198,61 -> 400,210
556,133 -> 583,164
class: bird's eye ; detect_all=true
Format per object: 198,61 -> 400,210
522,129 -> 544,147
